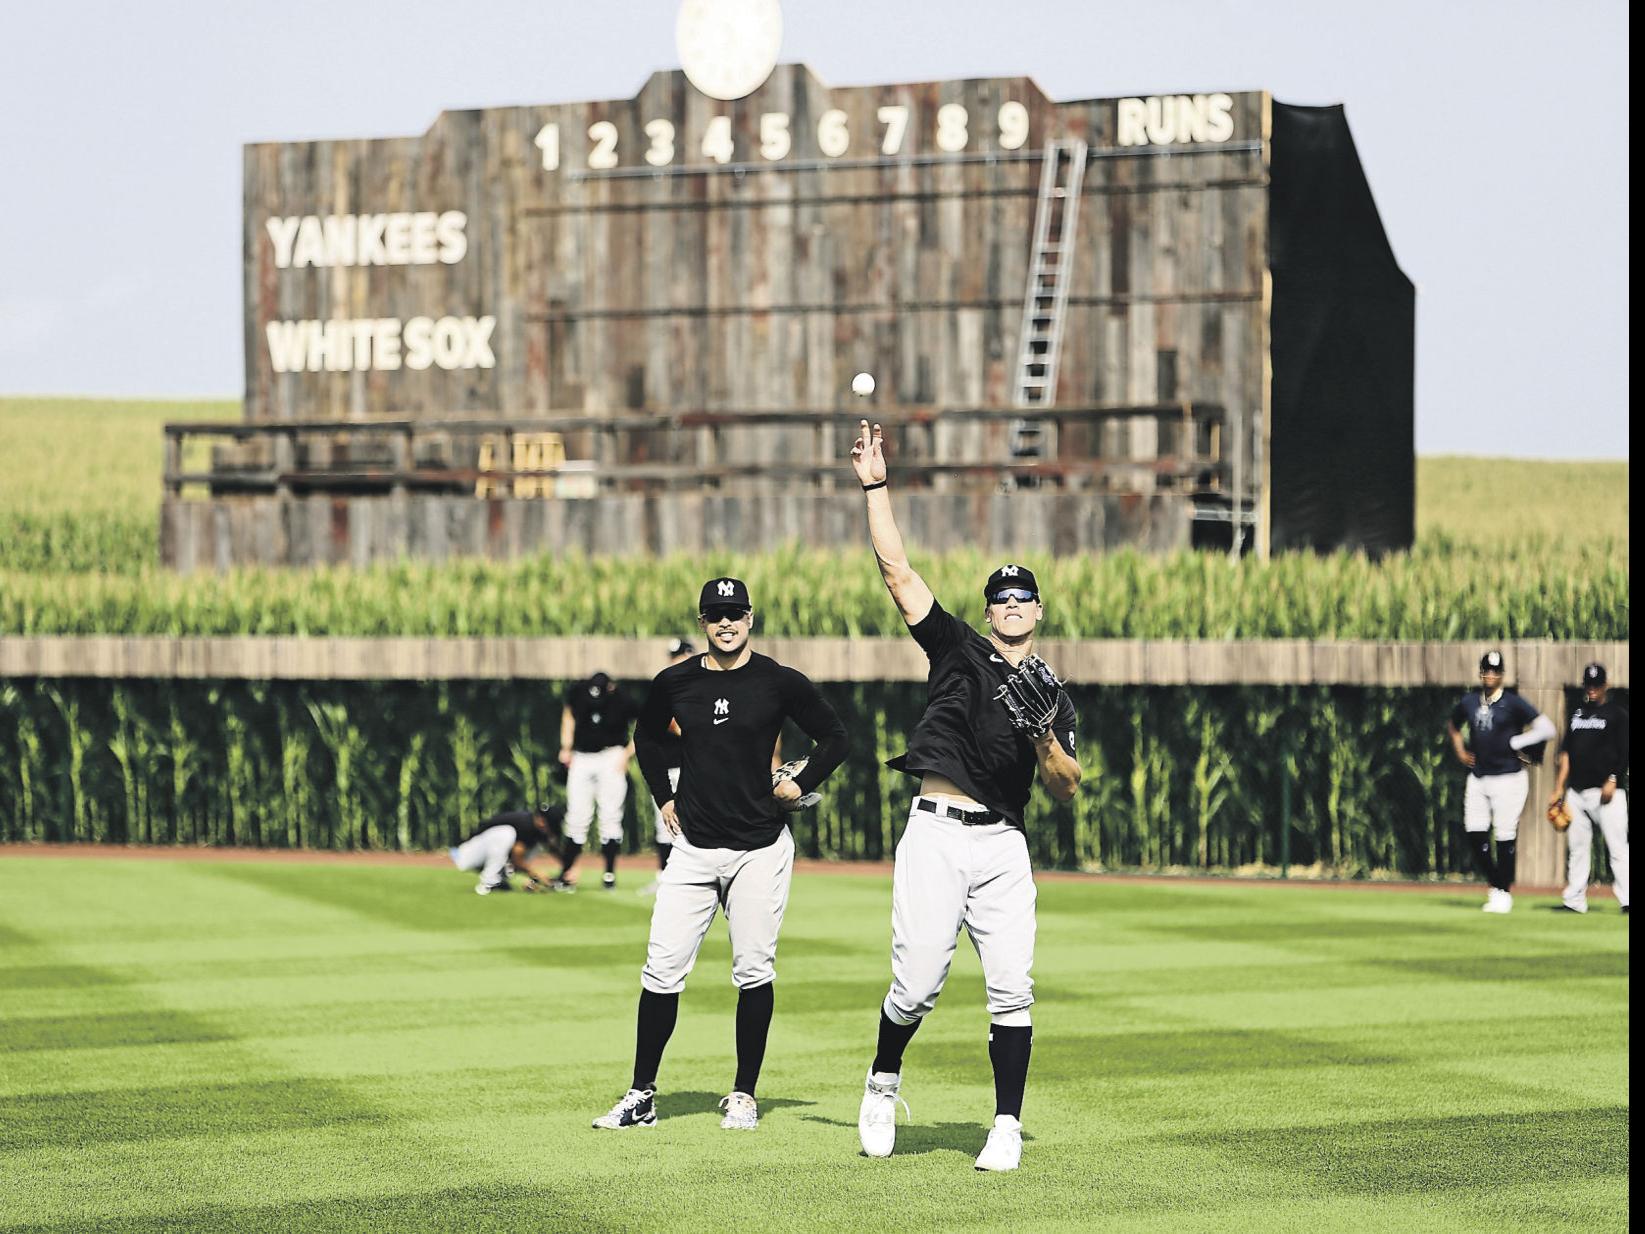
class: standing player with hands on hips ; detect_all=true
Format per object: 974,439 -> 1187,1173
849,421 -> 1081,1172
591,577 -> 849,1133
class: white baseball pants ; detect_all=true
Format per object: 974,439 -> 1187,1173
883,800 -> 1037,1028
654,767 -> 681,846
640,826 -> 795,994
1463,770 -> 1529,840
1563,788 -> 1629,911
565,746 -> 629,845
449,824 -> 515,887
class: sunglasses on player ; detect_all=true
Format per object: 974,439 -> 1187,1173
988,588 -> 1038,605
700,606 -> 751,624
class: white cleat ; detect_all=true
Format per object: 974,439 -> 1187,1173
1482,889 -> 1514,914
858,1070 -> 909,1158
719,1091 -> 759,1130
591,1087 -> 656,1130
975,1114 -> 1023,1172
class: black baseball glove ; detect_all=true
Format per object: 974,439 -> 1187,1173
993,654 -> 1063,738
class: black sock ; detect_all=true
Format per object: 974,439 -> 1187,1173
559,840 -> 581,877
1466,832 -> 1494,885
657,843 -> 672,870
871,1009 -> 922,1076
988,1023 -> 1033,1119
632,989 -> 679,1092
733,982 -> 775,1097
1495,840 -> 1517,891
601,839 -> 621,876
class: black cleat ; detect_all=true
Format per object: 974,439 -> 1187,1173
550,877 -> 577,895
602,873 -> 617,891
1622,905 -> 1630,915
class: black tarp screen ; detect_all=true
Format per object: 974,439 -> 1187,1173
1269,102 -> 1415,555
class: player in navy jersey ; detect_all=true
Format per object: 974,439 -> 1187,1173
591,578 -> 849,1133
1550,662 -> 1629,914
1447,650 -> 1557,913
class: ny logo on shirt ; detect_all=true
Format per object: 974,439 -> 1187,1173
714,698 -> 730,715
1474,703 -> 1495,732
717,580 -> 735,596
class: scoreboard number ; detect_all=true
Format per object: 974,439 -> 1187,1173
998,101 -> 1029,150
534,122 -> 560,171
701,115 -> 735,164
644,118 -> 676,167
877,105 -> 909,155
536,100 -> 1034,172
588,120 -> 620,170
759,112 -> 791,160
818,108 -> 850,158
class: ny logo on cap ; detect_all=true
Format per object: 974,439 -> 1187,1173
717,580 -> 735,597
1000,565 -> 1020,577
714,698 -> 730,715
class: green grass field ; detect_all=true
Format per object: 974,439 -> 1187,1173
0,857 -> 1627,1233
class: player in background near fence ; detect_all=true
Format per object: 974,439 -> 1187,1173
1447,650 -> 1558,915
849,421 -> 1081,1173
639,638 -> 697,897
449,804 -> 565,894
557,672 -> 636,891
1551,662 -> 1629,915
591,577 -> 849,1133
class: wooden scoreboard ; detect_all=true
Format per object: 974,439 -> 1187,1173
166,22 -> 1413,570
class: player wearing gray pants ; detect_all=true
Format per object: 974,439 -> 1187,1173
591,576 -> 848,1134
849,421 -> 1081,1173
1448,650 -> 1557,914
1551,662 -> 1630,914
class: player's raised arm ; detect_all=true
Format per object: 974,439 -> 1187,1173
851,420 -> 935,627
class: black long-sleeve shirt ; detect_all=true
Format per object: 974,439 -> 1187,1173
1562,700 -> 1629,790
634,652 -> 849,849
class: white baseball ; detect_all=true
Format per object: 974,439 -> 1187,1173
851,372 -> 875,397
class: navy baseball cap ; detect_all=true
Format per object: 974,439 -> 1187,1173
984,564 -> 1039,601
533,803 -> 564,825
1479,651 -> 1504,673
666,637 -> 696,656
588,671 -> 612,691
699,577 -> 752,612
1582,663 -> 1607,687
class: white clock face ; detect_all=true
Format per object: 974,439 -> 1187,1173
676,0 -> 783,102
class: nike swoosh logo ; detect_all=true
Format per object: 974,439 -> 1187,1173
714,717 -> 730,725
990,655 -> 1004,663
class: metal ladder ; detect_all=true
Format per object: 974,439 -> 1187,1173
1009,140 -> 1089,471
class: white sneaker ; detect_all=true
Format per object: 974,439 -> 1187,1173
719,1091 -> 759,1130
591,1087 -> 656,1130
858,1071 -> 909,1158
1482,889 -> 1513,914
975,1114 -> 1023,1172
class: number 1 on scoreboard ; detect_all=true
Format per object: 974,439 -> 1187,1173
535,123 -> 560,171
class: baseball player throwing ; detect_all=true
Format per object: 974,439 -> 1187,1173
849,421 -> 1081,1172
591,577 -> 849,1133
1447,650 -> 1557,913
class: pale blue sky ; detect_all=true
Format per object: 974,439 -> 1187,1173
0,0 -> 1627,458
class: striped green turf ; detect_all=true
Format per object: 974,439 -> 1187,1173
0,859 -> 1628,1233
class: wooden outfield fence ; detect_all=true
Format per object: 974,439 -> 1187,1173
0,637 -> 1625,888
0,636 -> 1625,688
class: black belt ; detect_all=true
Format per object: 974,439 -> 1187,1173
916,797 -> 1003,826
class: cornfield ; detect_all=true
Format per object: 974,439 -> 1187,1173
0,678 -> 1614,879
0,537 -> 1628,639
